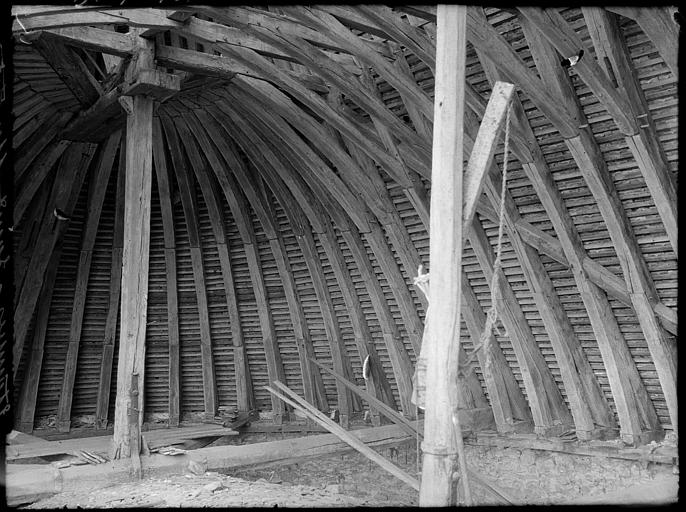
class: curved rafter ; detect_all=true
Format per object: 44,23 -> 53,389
9,6 -> 677,446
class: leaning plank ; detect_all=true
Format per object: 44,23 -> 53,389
311,359 -> 417,438
57,132 -> 120,432
462,81 -> 514,234
266,381 -> 419,491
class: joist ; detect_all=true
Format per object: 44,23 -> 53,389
582,7 -> 677,257
13,142 -> 96,378
193,105 -> 328,412
521,18 -> 676,435
159,113 -> 218,421
56,131 -> 120,432
95,141 -> 126,430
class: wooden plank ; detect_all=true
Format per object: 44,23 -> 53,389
582,7 -> 677,256
111,93 -> 153,459
56,131 -> 120,432
14,110 -> 72,183
159,113 -> 217,420
267,382 -> 419,491
150,118 -> 180,427
193,106 -> 328,412
40,26 -> 135,56
419,6 -> 469,505
95,140 -> 125,429
13,142 -> 96,378
462,81 -> 515,234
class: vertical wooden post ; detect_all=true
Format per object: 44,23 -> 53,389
419,4 -> 468,507
111,93 -> 153,459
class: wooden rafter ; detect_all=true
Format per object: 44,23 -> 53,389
520,16 -> 676,436
56,131 -> 120,432
159,112 -> 218,421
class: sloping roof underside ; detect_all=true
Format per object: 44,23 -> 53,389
9,6 -> 677,439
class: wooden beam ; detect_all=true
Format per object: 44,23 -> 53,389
462,81 -> 515,235
460,272 -> 532,432
15,247 -> 63,433
193,106 -> 328,413
469,217 -> 573,435
340,225 -> 415,416
517,7 -> 637,136
179,111 -> 289,420
32,32 -> 102,107
520,17 -> 668,441
37,26 -> 135,56
267,381 -> 419,491
419,6 -> 469,506
56,131 -> 120,432
582,7 -> 677,256
111,92 -> 153,459
60,87 -> 124,142
95,139 -> 126,430
158,113 -> 218,421
14,111 -> 72,184
13,142 -> 96,378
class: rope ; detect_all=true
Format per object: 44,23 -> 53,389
481,105 -> 512,374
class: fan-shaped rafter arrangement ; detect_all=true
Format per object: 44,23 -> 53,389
8,4 -> 677,461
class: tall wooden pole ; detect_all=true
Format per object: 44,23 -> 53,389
419,4 -> 468,506
111,93 -> 153,466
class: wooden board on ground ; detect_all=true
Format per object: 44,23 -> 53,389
7,425 -> 238,461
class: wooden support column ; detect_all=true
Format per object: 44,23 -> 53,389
56,131 -> 121,432
194,107 -> 328,412
520,17 -> 670,440
111,92 -> 153,459
159,113 -> 218,421
419,6 -> 469,506
150,119 -> 180,427
95,140 -> 126,429
13,142 -> 97,378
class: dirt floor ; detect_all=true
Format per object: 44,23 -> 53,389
21,433 -> 678,508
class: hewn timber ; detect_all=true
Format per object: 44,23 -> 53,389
159,113 -> 218,420
111,91 -> 153,459
150,118 -> 180,427
582,7 -> 677,257
419,6 -> 469,506
520,16 -> 673,437
56,132 -> 120,432
194,105 -> 328,412
13,142 -> 96,378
